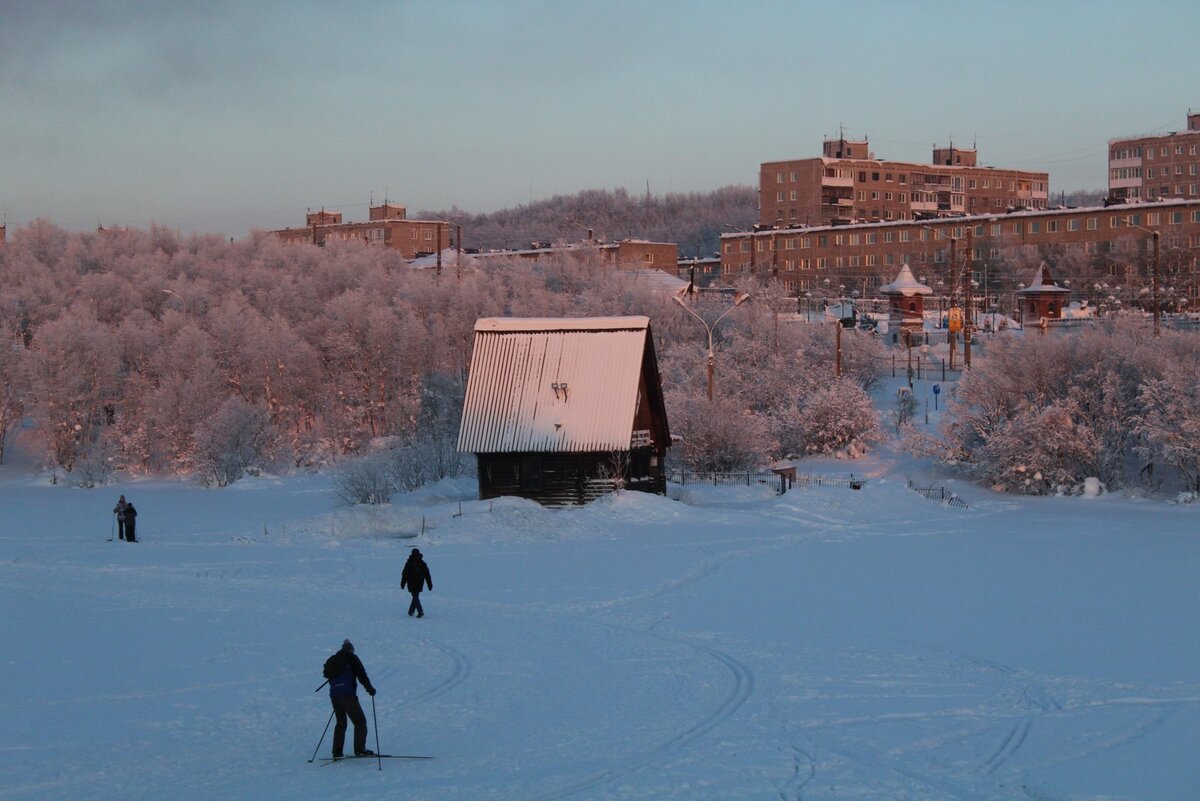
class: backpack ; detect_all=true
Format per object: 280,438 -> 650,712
323,653 -> 346,681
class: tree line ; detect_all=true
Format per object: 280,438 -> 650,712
0,220 -> 884,488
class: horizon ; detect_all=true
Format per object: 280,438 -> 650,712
2,0 -> 1198,238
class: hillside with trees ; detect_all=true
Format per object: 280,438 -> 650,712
419,185 -> 758,259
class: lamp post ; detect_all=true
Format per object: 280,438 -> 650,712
805,291 -> 812,323
920,224 -> 961,368
1122,218 -> 1160,336
672,293 -> 750,400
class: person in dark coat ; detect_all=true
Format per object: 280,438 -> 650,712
113,495 -> 128,540
124,502 -> 138,543
400,548 -> 432,618
327,639 -> 376,758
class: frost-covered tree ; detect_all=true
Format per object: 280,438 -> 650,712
193,397 -> 276,487
1136,362 -> 1200,492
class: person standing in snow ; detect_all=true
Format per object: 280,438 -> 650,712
401,548 -> 432,618
326,639 -> 377,758
124,501 -> 138,543
113,495 -> 128,541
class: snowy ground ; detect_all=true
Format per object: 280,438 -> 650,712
2,449 -> 1198,800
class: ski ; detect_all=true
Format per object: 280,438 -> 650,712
318,754 -> 432,763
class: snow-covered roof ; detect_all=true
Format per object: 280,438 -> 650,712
409,248 -> 477,270
878,264 -> 932,296
458,316 -> 654,453
1017,263 -> 1070,294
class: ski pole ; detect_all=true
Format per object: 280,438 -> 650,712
313,680 -> 328,693
371,694 -> 382,771
109,514 -> 115,542
308,709 -> 335,763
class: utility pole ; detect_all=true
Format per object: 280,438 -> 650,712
948,233 -> 958,371
965,229 -> 973,369
836,319 -> 843,378
1153,229 -> 1160,337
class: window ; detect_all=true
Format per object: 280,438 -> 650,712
871,191 -> 879,200
991,224 -> 1001,236
857,191 -> 866,201
643,253 -> 654,264
859,171 -> 867,182
969,179 -> 977,189
867,232 -> 877,244
899,174 -> 907,185
1028,222 -> 1040,234
777,192 -> 784,202
899,230 -> 910,242
1047,220 -> 1058,233
756,239 -> 765,252
1087,217 -> 1098,230
1170,211 -> 1183,224
1176,145 -> 1184,155
790,191 -> 797,201
724,242 -> 733,254
1068,219 -> 1080,231
849,234 -> 860,245
1146,213 -> 1159,225
1147,149 -> 1155,159
834,234 -> 844,246
899,193 -> 907,203
424,230 -> 433,240
816,257 -> 827,270
789,170 -> 797,181
886,173 -> 893,182
777,172 -> 784,183
785,238 -> 796,250
884,231 -> 893,243
800,237 -> 811,249
1161,147 -> 1168,156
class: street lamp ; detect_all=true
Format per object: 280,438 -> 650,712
672,292 -> 750,400
805,291 -> 812,323
1121,217 -> 1161,336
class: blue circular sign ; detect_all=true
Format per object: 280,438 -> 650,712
932,384 -> 941,395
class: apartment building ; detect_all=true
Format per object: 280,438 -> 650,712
761,137 -> 1049,228
1108,111 -> 1200,203
475,239 -> 679,272
721,198 -> 1200,308
272,203 -> 451,258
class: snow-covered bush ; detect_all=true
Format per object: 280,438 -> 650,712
334,451 -> 395,506
193,398 -> 277,487
665,390 -> 776,472
799,379 -> 882,456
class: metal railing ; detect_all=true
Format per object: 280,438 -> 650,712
906,478 -> 970,509
669,470 -> 867,494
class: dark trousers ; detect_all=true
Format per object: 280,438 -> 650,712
330,694 -> 368,756
116,519 -> 126,540
125,520 -> 137,543
408,591 -> 424,617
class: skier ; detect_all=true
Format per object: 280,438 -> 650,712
113,495 -> 128,540
124,501 -> 138,543
400,548 -> 432,618
325,639 -> 377,758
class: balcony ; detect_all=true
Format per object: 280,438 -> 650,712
822,173 -> 854,188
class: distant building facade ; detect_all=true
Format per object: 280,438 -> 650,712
474,239 -> 679,272
1108,111 -> 1200,203
720,198 -> 1200,310
272,203 -> 451,258
760,137 -> 1050,227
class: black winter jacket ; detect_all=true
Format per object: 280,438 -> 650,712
401,556 -> 432,593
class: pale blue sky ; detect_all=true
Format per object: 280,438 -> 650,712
2,0 -> 1197,236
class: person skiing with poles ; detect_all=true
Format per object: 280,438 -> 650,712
323,640 -> 376,759
113,495 -> 128,541
401,548 -> 432,618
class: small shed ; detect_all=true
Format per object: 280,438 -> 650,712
1017,262 -> 1071,321
879,264 -> 933,335
457,316 -> 671,506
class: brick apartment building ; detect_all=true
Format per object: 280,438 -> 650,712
475,239 -> 679,272
1108,111 -> 1200,203
272,203 -> 451,258
720,198 -> 1200,312
760,137 -> 1050,228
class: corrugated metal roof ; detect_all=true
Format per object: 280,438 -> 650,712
458,317 -> 650,454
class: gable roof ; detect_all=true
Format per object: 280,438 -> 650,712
1017,262 -> 1070,294
458,316 -> 655,453
879,263 -> 933,296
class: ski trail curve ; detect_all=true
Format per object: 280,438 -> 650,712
531,630 -> 755,801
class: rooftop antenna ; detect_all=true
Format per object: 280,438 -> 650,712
369,190 -> 374,206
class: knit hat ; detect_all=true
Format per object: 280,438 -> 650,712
411,548 -> 421,557
341,639 -> 354,653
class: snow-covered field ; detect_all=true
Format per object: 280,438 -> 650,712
3,455 -> 1198,800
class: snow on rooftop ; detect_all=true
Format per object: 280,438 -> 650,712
459,317 -> 653,453
878,264 -> 932,296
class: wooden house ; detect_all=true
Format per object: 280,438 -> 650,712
457,316 -> 671,506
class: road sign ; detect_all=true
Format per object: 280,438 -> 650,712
932,384 -> 941,395
948,308 -> 963,332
